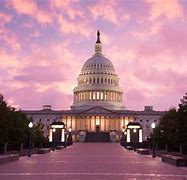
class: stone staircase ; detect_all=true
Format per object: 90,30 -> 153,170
84,132 -> 111,142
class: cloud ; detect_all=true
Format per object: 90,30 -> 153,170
147,0 -> 184,20
0,0 -> 186,111
89,0 -> 130,25
0,12 -> 12,25
57,15 -> 93,37
7,0 -> 52,24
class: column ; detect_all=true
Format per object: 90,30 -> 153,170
90,116 -> 91,131
91,91 -> 93,100
107,91 -> 110,101
87,91 -> 89,101
104,116 -> 106,131
85,91 -> 87,101
78,92 -> 80,102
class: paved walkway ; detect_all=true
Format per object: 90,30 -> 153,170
0,143 -> 187,180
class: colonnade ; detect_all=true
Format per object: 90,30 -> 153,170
74,90 -> 122,102
78,76 -> 118,86
62,115 -> 133,132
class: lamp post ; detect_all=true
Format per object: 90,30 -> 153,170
120,127 -> 125,147
67,127 -> 73,146
28,122 -> 33,157
52,128 -> 56,151
133,128 -> 137,151
151,122 -> 156,158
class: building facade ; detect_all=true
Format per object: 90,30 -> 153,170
25,31 -> 164,142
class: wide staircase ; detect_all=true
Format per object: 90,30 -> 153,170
84,132 -> 111,142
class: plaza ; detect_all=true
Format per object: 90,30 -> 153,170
0,143 -> 187,180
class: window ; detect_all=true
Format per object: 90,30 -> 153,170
93,92 -> 96,100
140,119 -> 143,122
101,92 -> 103,100
97,91 -> 100,100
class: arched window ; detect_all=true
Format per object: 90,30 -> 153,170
101,78 -> 103,83
93,78 -> 95,84
97,78 -> 99,83
108,79 -> 110,84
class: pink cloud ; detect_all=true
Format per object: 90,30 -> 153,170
7,0 -> 52,23
89,0 -> 130,25
0,12 -> 12,25
147,0 -> 184,20
57,15 -> 93,37
0,0 -> 186,112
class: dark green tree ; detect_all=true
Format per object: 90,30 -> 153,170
155,93 -> 187,149
155,108 -> 177,146
32,122 -> 46,147
177,93 -> 187,145
0,99 -> 46,151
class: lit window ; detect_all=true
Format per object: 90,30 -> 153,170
101,92 -> 103,100
93,92 -> 96,100
97,91 -> 100,100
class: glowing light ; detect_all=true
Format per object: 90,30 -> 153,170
28,122 -> 33,128
52,128 -> 56,132
139,129 -> 142,143
61,129 -> 65,142
133,129 -> 137,133
127,129 -> 130,142
128,125 -> 140,129
51,125 -> 64,129
49,129 -> 53,142
151,122 -> 156,129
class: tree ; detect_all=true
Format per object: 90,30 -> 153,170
0,99 -> 46,151
32,122 -> 46,147
154,108 -> 177,146
155,93 -> 187,149
177,92 -> 187,145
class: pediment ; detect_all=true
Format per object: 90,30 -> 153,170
81,106 -> 115,115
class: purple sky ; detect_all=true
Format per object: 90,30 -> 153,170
0,0 -> 187,111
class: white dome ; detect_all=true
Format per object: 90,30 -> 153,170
71,31 -> 124,111
81,54 -> 115,75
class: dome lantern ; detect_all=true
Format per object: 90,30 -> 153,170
95,30 -> 102,54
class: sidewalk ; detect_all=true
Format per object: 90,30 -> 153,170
0,143 -> 187,180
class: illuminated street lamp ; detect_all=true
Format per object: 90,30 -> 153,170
151,122 -> 156,158
28,122 -> 33,157
52,128 -> 56,151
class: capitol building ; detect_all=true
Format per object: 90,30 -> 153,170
25,31 -> 164,142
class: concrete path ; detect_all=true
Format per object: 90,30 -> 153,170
0,143 -> 187,180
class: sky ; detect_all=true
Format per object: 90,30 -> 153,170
0,0 -> 187,111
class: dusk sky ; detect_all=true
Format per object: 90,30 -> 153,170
0,0 -> 187,111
